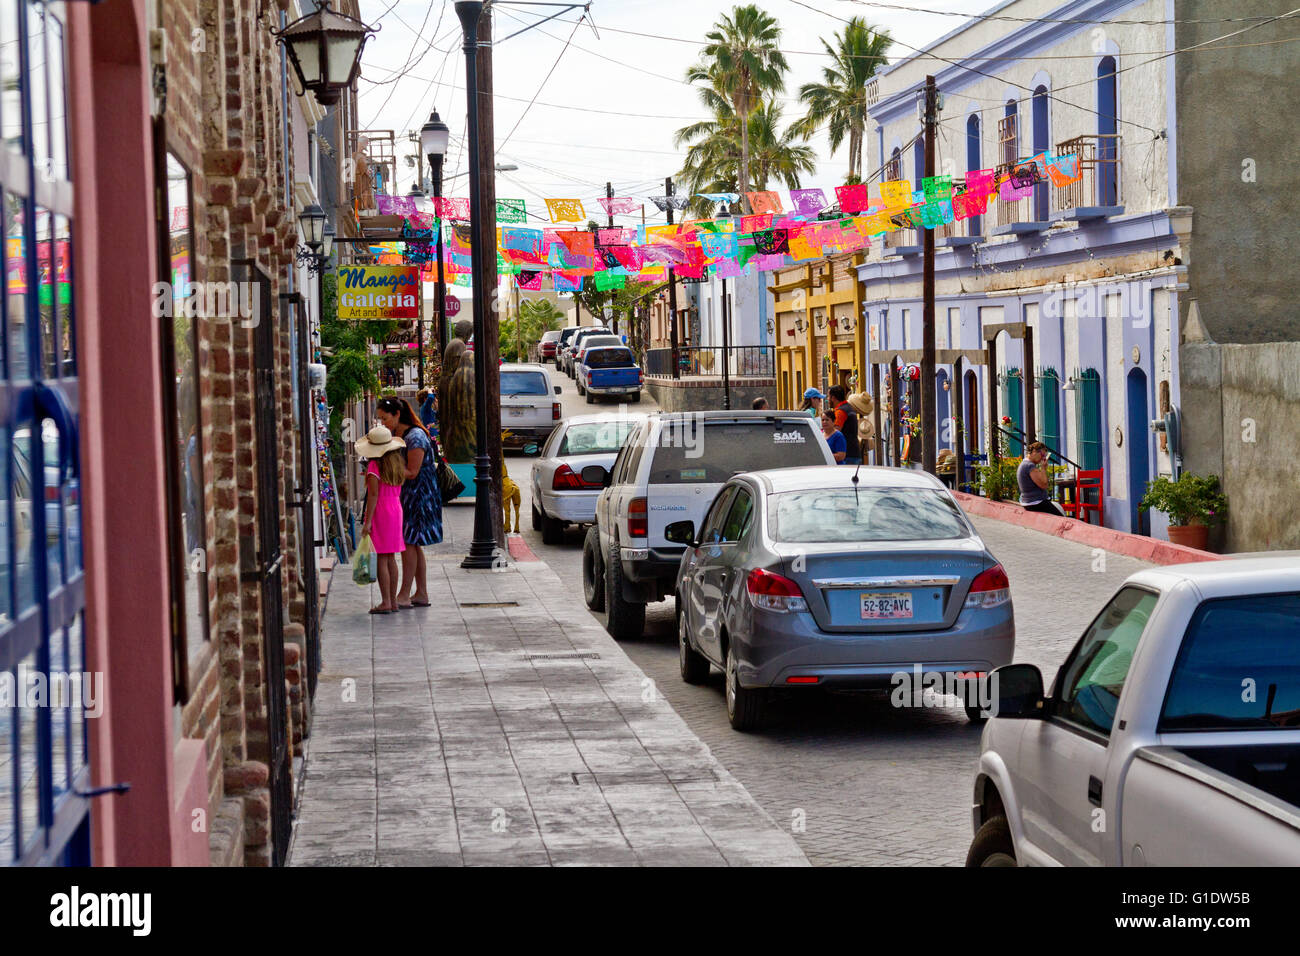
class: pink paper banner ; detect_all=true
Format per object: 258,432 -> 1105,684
597,197 -> 641,216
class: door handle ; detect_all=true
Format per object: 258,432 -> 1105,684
1087,775 -> 1103,807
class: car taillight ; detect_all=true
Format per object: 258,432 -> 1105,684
628,497 -> 648,538
552,463 -> 600,490
552,402 -> 561,420
965,563 -> 1011,609
638,369 -> 644,384
746,567 -> 808,613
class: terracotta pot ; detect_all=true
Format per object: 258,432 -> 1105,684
1167,523 -> 1209,551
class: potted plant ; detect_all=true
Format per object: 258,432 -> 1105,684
1139,473 -> 1227,550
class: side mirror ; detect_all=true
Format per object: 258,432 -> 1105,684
580,464 -> 610,488
554,385 -> 562,395
988,664 -> 1046,719
664,520 -> 696,546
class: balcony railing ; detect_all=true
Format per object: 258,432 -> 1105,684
1056,134 -> 1122,209
645,346 -> 774,378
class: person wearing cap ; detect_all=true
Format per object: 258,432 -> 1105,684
828,385 -> 861,465
356,425 -> 407,614
800,387 -> 825,418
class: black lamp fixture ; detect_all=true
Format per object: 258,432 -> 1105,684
274,1 -> 378,108
299,201 -> 326,251
321,221 -> 335,260
420,108 -> 452,382
420,110 -> 451,172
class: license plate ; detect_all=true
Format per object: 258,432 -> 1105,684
507,408 -> 525,417
860,591 -> 913,620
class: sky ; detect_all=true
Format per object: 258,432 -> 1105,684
355,0 -> 995,227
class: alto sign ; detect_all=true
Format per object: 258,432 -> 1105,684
445,293 -> 461,317
336,265 -> 420,320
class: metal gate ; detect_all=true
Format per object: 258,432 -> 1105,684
245,264 -> 291,866
2,0 -> 92,866
289,293 -> 320,698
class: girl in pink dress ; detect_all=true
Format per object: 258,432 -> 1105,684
358,426 -> 407,614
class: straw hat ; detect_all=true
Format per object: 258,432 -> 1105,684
355,424 -> 406,458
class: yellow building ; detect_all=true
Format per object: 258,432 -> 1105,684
768,252 -> 866,409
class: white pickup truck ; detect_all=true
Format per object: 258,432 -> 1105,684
968,556 -> 1300,867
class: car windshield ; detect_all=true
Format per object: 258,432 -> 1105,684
585,348 -> 634,368
558,420 -> 638,456
541,331 -> 561,342
580,336 -> 621,351
648,420 -> 826,484
500,371 -> 549,396
768,488 -> 970,542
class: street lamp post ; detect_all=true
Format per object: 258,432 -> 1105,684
717,202 -> 734,410
421,109 -> 451,365
455,1 -> 497,570
407,183 -> 427,388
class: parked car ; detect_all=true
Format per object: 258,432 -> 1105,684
499,363 -> 562,451
669,466 -> 1014,730
530,413 -> 646,544
572,335 -> 624,391
562,327 -> 610,377
968,556 -> 1300,867
575,342 -> 638,401
539,329 -> 563,363
582,411 -> 835,643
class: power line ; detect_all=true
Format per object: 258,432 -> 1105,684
497,9 -> 587,151
842,0 -> 1288,27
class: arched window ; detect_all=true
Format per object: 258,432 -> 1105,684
1000,99 -> 1018,168
1097,56 -> 1118,205
887,146 -> 901,182
966,114 -> 982,236
1032,86 -> 1050,220
1074,368 -> 1103,470
1001,368 -> 1024,455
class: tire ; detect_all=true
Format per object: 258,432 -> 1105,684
603,543 -> 646,640
677,598 -> 710,685
585,389 -> 595,404
576,379 -> 585,395
964,675 -> 991,723
725,641 -> 765,731
582,526 -> 605,611
630,391 -> 641,403
531,504 -> 542,532
541,512 -> 565,545
966,815 -> 1017,867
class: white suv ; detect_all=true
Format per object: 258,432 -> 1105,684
499,362 -> 562,450
582,411 -> 835,639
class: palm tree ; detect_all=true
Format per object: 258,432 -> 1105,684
791,16 -> 891,181
675,99 -> 815,219
685,5 -> 788,213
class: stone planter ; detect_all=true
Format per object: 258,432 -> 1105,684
1167,523 -> 1209,551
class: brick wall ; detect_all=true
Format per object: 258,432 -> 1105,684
163,0 -> 317,866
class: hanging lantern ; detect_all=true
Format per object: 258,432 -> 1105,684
273,1 -> 378,108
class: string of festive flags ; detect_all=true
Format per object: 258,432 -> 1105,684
366,153 -> 1081,290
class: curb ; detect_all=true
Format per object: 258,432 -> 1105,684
952,492 -> 1224,566
507,534 -> 541,562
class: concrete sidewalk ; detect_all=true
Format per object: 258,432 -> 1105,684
288,505 -> 808,867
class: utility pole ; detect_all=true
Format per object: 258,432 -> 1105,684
475,4 -> 504,548
605,180 -> 617,335
666,176 -> 680,379
921,74 -> 938,475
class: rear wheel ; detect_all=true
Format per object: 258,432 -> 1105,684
966,815 -> 1017,867
678,599 -> 709,685
576,379 -> 585,395
604,543 -> 646,640
541,512 -> 565,545
531,504 -> 542,532
582,526 -> 605,611
630,391 -> 641,403
725,642 -> 765,732
585,389 -> 595,404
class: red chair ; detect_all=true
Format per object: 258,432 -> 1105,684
1061,469 -> 1104,526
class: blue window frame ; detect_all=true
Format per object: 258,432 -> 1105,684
1032,87 -> 1050,221
1000,368 -> 1023,455
1074,368 -> 1103,471
1,0 -> 90,867
1097,57 -> 1119,206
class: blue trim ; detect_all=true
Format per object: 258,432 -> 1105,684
872,0 -> 1150,123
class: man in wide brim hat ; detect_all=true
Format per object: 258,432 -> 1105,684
846,391 -> 876,462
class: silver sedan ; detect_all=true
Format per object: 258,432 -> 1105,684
669,466 -> 1016,731
530,412 -> 646,544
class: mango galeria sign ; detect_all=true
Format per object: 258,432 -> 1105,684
336,265 -> 420,320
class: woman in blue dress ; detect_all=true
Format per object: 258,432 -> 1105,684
376,396 -> 443,608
